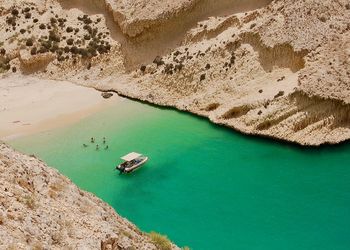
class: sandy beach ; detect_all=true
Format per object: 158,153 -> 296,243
0,75 -> 119,140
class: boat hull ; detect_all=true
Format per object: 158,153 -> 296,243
116,157 -> 148,174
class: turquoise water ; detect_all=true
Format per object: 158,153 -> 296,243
10,99 -> 350,250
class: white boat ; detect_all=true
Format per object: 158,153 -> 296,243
116,152 -> 148,174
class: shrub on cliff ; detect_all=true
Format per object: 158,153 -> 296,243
149,231 -> 172,250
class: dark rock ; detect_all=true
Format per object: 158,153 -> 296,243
39,24 -> 46,30
25,13 -> 31,19
12,67 -> 16,73
258,89 -> 263,93
101,92 -> 113,99
66,27 -> 73,33
153,56 -> 164,66
277,76 -> 285,82
205,63 -> 210,70
200,74 -> 206,81
274,91 -> 285,98
140,65 -> 146,72
33,18 -> 38,23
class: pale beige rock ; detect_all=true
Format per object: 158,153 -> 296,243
19,50 -> 55,73
0,0 -> 349,147
0,142 -> 179,249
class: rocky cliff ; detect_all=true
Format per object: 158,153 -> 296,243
0,0 -> 349,145
0,142 -> 179,249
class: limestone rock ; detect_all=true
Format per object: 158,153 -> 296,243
0,142 -> 179,249
19,50 -> 55,73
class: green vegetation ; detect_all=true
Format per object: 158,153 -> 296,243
149,231 -> 172,250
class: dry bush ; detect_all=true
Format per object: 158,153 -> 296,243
50,180 -> 65,192
121,229 -> 133,239
149,231 -> 172,250
24,195 -> 36,209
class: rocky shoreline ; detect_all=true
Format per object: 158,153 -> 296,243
0,142 -> 179,249
1,0 -> 348,146
0,0 -> 349,248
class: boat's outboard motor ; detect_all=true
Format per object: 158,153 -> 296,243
116,165 -> 125,174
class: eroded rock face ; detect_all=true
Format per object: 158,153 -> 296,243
19,50 -> 55,73
0,142 -> 179,249
0,0 -> 349,145
105,0 -> 199,37
96,0 -> 349,146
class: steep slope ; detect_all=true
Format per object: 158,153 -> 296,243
0,142 -> 179,249
0,0 -> 349,145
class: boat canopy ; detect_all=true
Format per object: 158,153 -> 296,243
121,152 -> 142,162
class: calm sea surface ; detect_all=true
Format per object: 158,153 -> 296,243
10,99 -> 350,250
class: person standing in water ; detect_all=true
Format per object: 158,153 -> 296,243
96,144 -> 99,150
105,145 -> 109,150
91,137 -> 95,143
103,137 -> 106,144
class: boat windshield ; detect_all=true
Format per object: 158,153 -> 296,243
121,156 -> 145,166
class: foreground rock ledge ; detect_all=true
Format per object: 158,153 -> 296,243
0,142 -> 179,249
